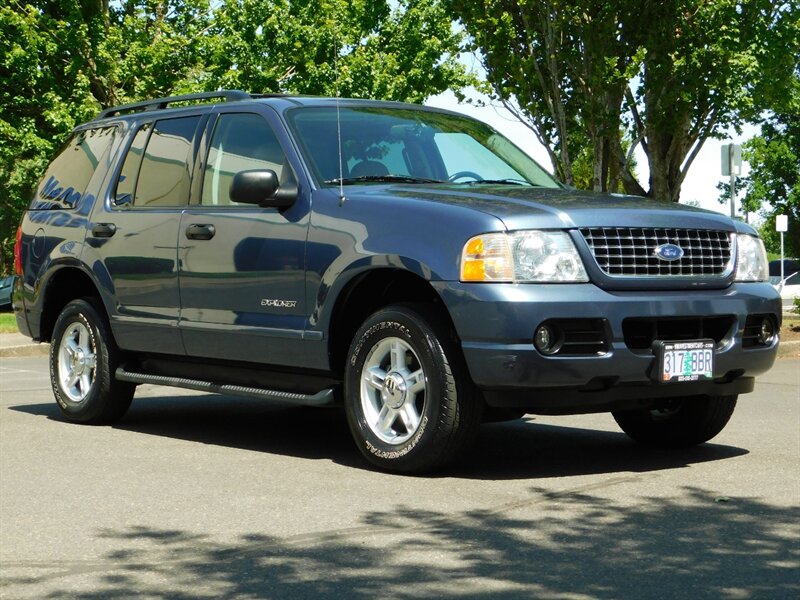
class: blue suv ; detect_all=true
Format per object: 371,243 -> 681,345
12,91 -> 781,472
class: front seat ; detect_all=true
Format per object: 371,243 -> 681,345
350,160 -> 389,177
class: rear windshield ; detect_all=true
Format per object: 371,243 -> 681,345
30,126 -> 117,210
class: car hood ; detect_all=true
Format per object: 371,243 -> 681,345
350,184 -> 752,234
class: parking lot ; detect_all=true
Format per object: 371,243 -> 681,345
1,354 -> 798,599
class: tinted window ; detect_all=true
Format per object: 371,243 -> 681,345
288,106 -> 559,188
202,113 -> 287,206
435,132 -> 525,182
346,138 -> 410,176
114,124 -> 150,205
31,127 -> 117,210
134,116 -> 200,207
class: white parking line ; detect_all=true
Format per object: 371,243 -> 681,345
0,365 -> 46,376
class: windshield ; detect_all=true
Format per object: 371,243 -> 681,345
287,106 -> 561,188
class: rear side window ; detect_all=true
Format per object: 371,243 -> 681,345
114,124 -> 150,205
114,116 -> 200,208
31,127 -> 116,210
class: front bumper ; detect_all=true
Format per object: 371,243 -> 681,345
434,281 -> 781,414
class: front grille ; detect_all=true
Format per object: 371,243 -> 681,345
580,228 -> 733,277
622,316 -> 735,351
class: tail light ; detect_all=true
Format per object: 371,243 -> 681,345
13,225 -> 23,276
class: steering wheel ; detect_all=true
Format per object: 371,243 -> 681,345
448,171 -> 483,182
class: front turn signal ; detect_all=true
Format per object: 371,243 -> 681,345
460,233 -> 514,282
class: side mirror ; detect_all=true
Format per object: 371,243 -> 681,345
229,169 -> 297,208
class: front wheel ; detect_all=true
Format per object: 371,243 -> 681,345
344,305 -> 481,473
50,298 -> 134,424
612,395 -> 737,447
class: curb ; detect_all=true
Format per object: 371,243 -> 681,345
0,343 -> 50,359
777,340 -> 800,358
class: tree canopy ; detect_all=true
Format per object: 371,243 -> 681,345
721,104 -> 800,257
2,0 -> 798,274
0,0 -> 470,274
450,0 -> 799,202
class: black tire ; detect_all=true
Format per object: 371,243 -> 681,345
612,395 -> 737,447
344,304 -> 482,473
50,298 -> 134,424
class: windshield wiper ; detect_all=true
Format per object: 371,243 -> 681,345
463,178 -> 534,186
324,175 -> 445,185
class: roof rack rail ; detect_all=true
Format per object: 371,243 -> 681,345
95,90 -> 252,120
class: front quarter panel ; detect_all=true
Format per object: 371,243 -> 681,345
306,187 -> 506,331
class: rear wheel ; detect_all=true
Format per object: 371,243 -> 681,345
612,395 -> 737,447
50,298 -> 134,424
344,305 -> 481,473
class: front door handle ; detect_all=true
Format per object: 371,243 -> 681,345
91,223 -> 117,238
185,224 -> 216,240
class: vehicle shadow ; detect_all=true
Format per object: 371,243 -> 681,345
1,486 -> 795,599
454,419 -> 748,480
9,391 -> 748,480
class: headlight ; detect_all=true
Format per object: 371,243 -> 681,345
461,231 -> 588,282
735,234 -> 768,282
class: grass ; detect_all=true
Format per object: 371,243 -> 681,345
783,315 -> 800,343
0,311 -> 18,333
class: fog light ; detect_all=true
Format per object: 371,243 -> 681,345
534,324 -> 558,354
758,318 -> 776,345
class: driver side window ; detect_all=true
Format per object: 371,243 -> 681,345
202,114 -> 287,206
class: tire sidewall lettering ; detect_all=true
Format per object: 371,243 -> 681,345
52,309 -> 98,410
346,311 -> 446,465
365,415 -> 428,460
350,321 -> 413,368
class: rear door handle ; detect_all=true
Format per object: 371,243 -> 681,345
91,223 -> 117,238
185,224 -> 216,240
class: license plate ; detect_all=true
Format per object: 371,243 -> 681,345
655,340 -> 714,383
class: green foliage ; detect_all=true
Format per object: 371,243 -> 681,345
717,80 -> 799,256
572,129 -> 636,193
199,0 -> 470,101
449,1 -> 642,192
0,0 -> 213,274
747,110 -> 800,257
0,312 -> 18,333
450,1 -> 800,201
0,0 -> 470,274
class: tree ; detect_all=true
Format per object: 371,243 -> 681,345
449,1 -> 799,201
733,111 -> 799,257
198,0 -> 470,101
0,0 -> 212,274
0,0 -> 470,274
715,68 -> 799,255
447,1 -> 641,190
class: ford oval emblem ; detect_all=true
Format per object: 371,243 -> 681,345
654,243 -> 684,261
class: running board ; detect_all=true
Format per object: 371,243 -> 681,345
115,367 -> 336,407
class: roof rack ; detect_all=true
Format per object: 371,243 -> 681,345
95,90 -> 252,120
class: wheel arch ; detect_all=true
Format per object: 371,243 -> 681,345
39,265 -> 107,343
327,268 -> 458,378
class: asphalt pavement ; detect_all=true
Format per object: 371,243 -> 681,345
1,352 -> 798,599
